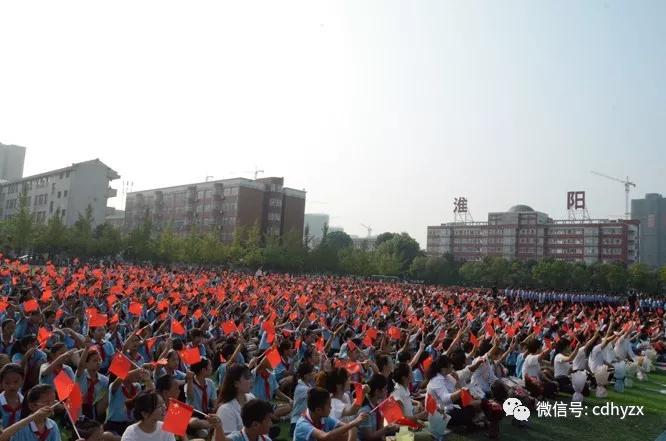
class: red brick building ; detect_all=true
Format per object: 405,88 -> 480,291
427,205 -> 639,264
124,177 -> 305,243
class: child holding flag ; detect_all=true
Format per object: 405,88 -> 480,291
293,387 -> 368,441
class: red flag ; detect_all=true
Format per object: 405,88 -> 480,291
395,418 -> 423,430
109,353 -> 132,380
265,347 -> 281,369
315,336 -> 325,353
425,393 -> 437,415
171,321 -> 186,336
466,312 -> 474,322
163,398 -> 194,436
484,322 -> 495,338
65,383 -> 83,422
388,327 -> 401,341
179,347 -> 202,366
460,388 -> 474,407
422,355 -> 433,373
89,313 -> 108,329
295,338 -> 302,350
193,309 -> 203,321
221,321 -> 238,335
469,333 -> 479,347
40,289 -> 53,302
54,370 -> 75,400
378,397 -> 404,424
37,327 -> 52,348
506,325 -> 516,338
129,302 -> 143,316
23,299 -> 39,313
146,337 -> 158,354
353,382 -> 364,406
347,339 -> 357,353
108,313 -> 119,325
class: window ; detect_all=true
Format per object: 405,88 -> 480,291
269,198 -> 282,208
57,191 -> 61,198
49,201 -> 54,213
63,190 -> 68,197
59,172 -> 64,179
65,171 -> 70,178
51,183 -> 56,193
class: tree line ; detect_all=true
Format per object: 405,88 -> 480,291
1,193 -> 665,293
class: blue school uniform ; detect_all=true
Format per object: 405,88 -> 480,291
77,370 -> 110,419
185,377 -> 216,413
215,363 -> 228,386
155,367 -> 187,381
274,357 -> 293,383
92,340 -> 115,373
39,364 -> 75,387
0,336 -> 15,355
14,319 -> 38,340
10,418 -> 60,441
0,391 -> 23,428
251,369 -> 279,402
227,430 -> 271,441
106,382 -> 141,423
293,411 -> 340,441
290,380 -> 310,424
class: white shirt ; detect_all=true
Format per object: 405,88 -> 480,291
614,338 -> 636,361
470,358 -> 496,394
391,383 -> 413,417
216,393 -> 256,434
521,354 -> 541,379
553,353 -> 572,378
331,393 -> 354,423
121,422 -> 176,441
426,373 -> 456,412
572,349 -> 587,372
588,344 -> 606,373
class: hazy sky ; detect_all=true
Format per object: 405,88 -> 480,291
2,1 -> 665,247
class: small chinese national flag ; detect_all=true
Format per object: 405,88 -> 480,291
353,382 -> 364,406
388,327 -> 401,340
469,333 -> 479,347
89,313 -> 108,329
163,398 -> 194,436
179,347 -> 202,366
425,393 -> 437,415
265,347 -> 282,369
23,299 -> 39,313
460,388 -> 474,407
221,320 -> 238,335
378,397 -> 405,424
129,302 -> 143,316
54,370 -> 75,401
171,320 -> 186,336
109,353 -> 132,380
65,383 -> 83,422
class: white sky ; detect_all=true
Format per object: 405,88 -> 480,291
2,1 -> 665,247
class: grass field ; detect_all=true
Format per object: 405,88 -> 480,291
277,370 -> 666,441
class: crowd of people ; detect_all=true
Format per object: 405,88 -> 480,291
0,256 -> 663,441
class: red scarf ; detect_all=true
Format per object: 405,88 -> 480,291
194,378 -> 208,412
33,426 -> 50,441
86,375 -> 98,405
302,411 -> 322,430
259,370 -> 272,400
96,341 -> 107,366
2,402 -> 21,425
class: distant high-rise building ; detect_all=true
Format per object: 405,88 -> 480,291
0,143 -> 26,181
124,176 -> 305,243
0,159 -> 119,227
631,193 -> 666,268
304,213 -> 329,247
427,204 -> 639,265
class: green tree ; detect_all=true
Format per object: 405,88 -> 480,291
8,192 -> 34,254
375,232 -> 396,247
627,263 -> 656,292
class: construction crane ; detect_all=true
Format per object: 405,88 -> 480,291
590,171 -> 636,219
360,223 -> 372,238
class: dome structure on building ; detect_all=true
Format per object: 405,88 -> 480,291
508,204 -> 534,213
